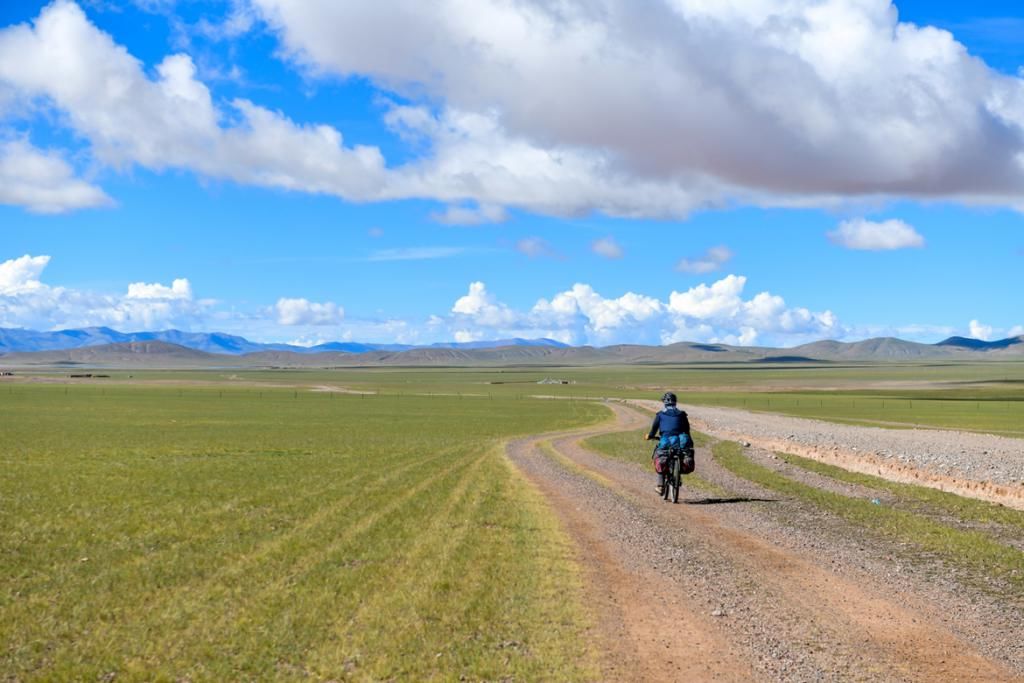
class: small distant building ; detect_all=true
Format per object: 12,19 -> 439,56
537,377 -> 572,385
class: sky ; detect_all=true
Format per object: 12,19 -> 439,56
0,0 -> 1022,348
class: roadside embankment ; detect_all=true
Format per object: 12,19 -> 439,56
676,404 -> 1024,511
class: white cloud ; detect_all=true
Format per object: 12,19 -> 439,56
828,218 -> 926,250
0,254 -> 210,330
667,275 -> 745,320
8,2 -> 1024,217
969,319 -> 994,341
1,253 -> 985,347
592,237 -> 624,259
366,246 -> 467,262
0,254 -> 50,295
0,2 -> 388,206
0,139 -> 110,213
0,3 -> 708,219
533,284 -> 663,337
126,278 -> 192,300
251,0 -> 1024,213
193,2 -> 258,41
383,105 -> 710,218
430,202 -> 507,226
1009,325 -> 1024,337
453,329 -> 483,343
442,276 -> 838,346
676,245 -> 733,274
275,297 -> 344,325
451,281 -> 516,327
515,237 -> 557,259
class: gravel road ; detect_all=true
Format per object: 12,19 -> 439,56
507,402 -> 1024,682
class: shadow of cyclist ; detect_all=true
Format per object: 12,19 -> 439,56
684,497 -> 778,505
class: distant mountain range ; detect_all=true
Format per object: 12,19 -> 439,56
0,326 -> 1022,368
0,326 -> 568,355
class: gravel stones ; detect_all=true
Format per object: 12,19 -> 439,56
686,405 -> 1024,509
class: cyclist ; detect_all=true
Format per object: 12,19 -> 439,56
645,391 -> 692,494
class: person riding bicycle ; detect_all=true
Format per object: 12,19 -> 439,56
645,391 -> 692,494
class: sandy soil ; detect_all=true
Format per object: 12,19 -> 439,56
507,403 -> 1023,682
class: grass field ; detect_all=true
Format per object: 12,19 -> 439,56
12,359 -> 1024,434
3,360 -> 1023,677
1,385 -> 606,680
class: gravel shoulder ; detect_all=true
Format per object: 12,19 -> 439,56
507,402 -> 1023,682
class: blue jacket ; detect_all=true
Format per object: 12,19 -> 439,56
648,406 -> 691,440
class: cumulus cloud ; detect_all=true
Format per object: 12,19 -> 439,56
451,281 -> 516,327
8,1 -> 1024,216
1009,325 -> 1024,337
0,139 -> 110,213
676,245 -> 733,274
0,253 -> 210,330
2,252 -> 971,347
828,218 -> 926,250
0,3 -> 707,218
383,105 -> 709,218
0,254 -> 50,294
251,0 -> 1024,213
443,275 -> 838,347
275,297 -> 344,325
592,237 -> 624,259
0,253 -> 355,336
0,2 -> 388,210
533,284 -> 663,336
969,319 -> 994,341
126,278 -> 192,300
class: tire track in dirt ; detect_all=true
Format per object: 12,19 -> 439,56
506,406 -> 755,682
508,402 -> 1019,682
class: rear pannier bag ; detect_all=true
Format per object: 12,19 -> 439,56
680,447 -> 695,474
654,445 -> 695,475
654,450 -> 671,473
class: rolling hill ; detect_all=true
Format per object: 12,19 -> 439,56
0,327 -> 568,356
2,334 -> 1023,369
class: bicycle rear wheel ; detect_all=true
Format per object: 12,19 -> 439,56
671,457 -> 681,504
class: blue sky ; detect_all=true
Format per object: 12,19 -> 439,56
1,0 -> 1022,347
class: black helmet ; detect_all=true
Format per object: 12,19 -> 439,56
661,391 -> 677,406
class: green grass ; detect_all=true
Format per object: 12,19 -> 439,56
774,451 -> 1024,532
711,441 -> 1024,594
580,430 -> 728,497
14,360 -> 1024,434
0,385 -> 607,681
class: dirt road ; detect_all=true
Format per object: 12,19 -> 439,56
506,403 -> 1023,682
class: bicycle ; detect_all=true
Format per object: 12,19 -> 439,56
656,444 -> 694,504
